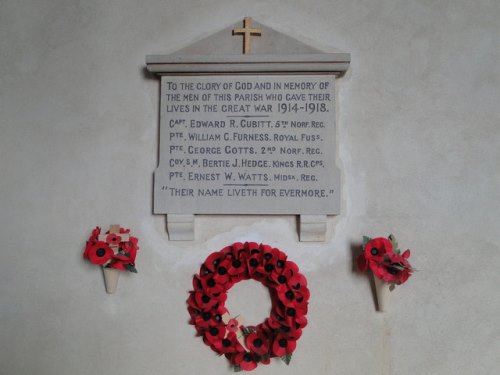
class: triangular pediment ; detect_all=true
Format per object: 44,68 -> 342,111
172,19 -> 325,56
146,18 -> 350,75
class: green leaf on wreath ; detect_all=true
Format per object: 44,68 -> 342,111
281,353 -> 292,365
388,234 -> 400,255
233,365 -> 242,372
241,327 -> 257,336
124,264 -> 138,273
362,236 -> 372,248
389,283 -> 396,292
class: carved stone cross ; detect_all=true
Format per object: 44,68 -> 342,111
232,17 -> 262,55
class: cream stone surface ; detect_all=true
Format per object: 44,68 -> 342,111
0,1 -> 499,375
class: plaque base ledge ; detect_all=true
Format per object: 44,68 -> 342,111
299,214 -> 328,242
166,214 -> 195,241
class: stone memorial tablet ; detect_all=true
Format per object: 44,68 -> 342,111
157,74 -> 335,214
146,18 -> 350,241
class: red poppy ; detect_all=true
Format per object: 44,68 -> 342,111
232,352 -> 258,371
83,227 -> 101,259
246,242 -> 261,254
230,242 -> 247,258
205,251 -> 226,273
270,260 -> 299,285
109,261 -> 128,271
247,251 -> 263,275
226,318 -> 240,333
212,332 -> 244,354
365,237 -> 393,262
277,284 -> 309,309
387,252 -> 413,284
272,333 -> 297,357
276,303 -> 307,328
106,234 -> 122,246
121,237 -> 138,262
269,248 -> 287,273
193,306 -> 228,330
357,254 -> 369,272
87,241 -> 114,265
264,314 -> 283,330
294,314 -> 308,329
113,253 -> 131,262
245,332 -> 269,355
258,355 -> 270,365
203,325 -> 226,345
188,290 -> 224,311
91,227 -> 101,240
369,258 -> 405,283
198,263 -> 214,280
227,250 -> 248,277
83,241 -> 92,259
366,246 -> 413,284
197,275 -> 224,296
286,272 -> 308,295
213,258 -> 232,285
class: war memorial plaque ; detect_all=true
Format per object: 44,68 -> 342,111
158,74 -> 335,214
146,18 -> 350,240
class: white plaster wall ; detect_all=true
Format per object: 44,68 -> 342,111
0,1 -> 499,374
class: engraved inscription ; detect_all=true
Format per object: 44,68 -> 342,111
154,75 -> 339,215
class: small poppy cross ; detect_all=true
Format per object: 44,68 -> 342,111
98,225 -> 129,253
222,312 -> 247,349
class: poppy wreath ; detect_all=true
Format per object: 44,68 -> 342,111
357,234 -> 413,287
187,242 -> 309,371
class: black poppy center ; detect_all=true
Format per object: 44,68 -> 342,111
215,314 -> 222,322
387,267 -> 398,275
249,258 -> 259,267
244,353 -> 253,362
293,283 -> 300,290
265,264 -> 274,272
276,260 -> 284,268
96,248 -> 106,257
209,327 -> 219,336
232,259 -> 242,268
202,312 -> 211,321
285,291 -> 295,300
253,338 -> 263,348
278,275 -> 286,284
218,267 -> 227,275
201,295 -> 210,303
371,248 -> 379,255
286,307 -> 296,317
207,279 -> 216,287
222,339 -> 231,347
264,253 -> 272,261
279,338 -> 287,348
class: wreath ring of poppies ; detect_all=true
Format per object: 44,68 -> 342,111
187,242 -> 309,371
